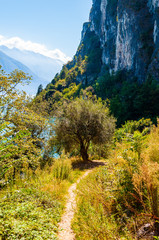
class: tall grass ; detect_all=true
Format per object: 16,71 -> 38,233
51,157 -> 72,180
73,121 -> 159,239
131,124 -> 159,236
72,166 -> 133,239
0,156 -> 78,239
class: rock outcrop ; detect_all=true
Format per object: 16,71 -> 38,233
76,0 -> 159,82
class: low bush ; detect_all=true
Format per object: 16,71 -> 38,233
0,187 -> 61,239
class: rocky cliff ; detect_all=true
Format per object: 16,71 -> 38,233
77,0 -> 159,82
39,0 -> 159,126
41,0 -> 159,125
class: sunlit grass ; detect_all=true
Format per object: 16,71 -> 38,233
72,165 -> 134,240
0,156 -> 83,239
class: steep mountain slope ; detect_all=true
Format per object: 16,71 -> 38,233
40,0 -> 159,125
0,46 -> 63,84
0,50 -> 48,95
0,50 -> 33,74
44,0 -> 159,87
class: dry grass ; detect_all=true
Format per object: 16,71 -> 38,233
72,123 -> 159,239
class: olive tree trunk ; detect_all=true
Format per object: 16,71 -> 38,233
80,143 -> 89,162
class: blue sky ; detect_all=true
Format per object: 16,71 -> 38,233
0,0 -> 92,60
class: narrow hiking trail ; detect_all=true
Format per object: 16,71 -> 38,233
57,161 -> 105,240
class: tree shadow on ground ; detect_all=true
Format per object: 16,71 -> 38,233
72,159 -> 106,170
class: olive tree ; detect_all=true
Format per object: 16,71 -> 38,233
52,98 -> 116,161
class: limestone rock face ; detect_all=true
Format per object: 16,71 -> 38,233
77,0 -> 159,82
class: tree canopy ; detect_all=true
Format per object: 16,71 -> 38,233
51,98 -> 116,161
0,67 -> 47,181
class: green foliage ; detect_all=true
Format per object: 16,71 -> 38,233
36,84 -> 43,96
38,31 -> 102,114
94,71 -> 159,126
51,98 -> 115,161
78,31 -> 102,76
60,65 -> 68,79
112,119 -> 152,204
62,83 -> 82,99
114,118 -> 152,142
0,155 -> 82,239
47,68 -> 159,128
0,170 -> 65,239
0,188 -> 60,239
0,67 -> 48,182
40,57 -> 88,112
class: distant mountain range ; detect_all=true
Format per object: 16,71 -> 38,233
0,46 -> 64,95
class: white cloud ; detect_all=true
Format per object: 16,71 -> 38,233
0,35 -> 72,63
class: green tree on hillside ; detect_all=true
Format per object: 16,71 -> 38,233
36,84 -> 43,96
51,98 -> 115,161
0,67 -> 47,181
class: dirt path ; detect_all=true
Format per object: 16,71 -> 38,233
57,160 -> 105,240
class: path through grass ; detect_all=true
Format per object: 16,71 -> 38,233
58,160 -> 106,240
